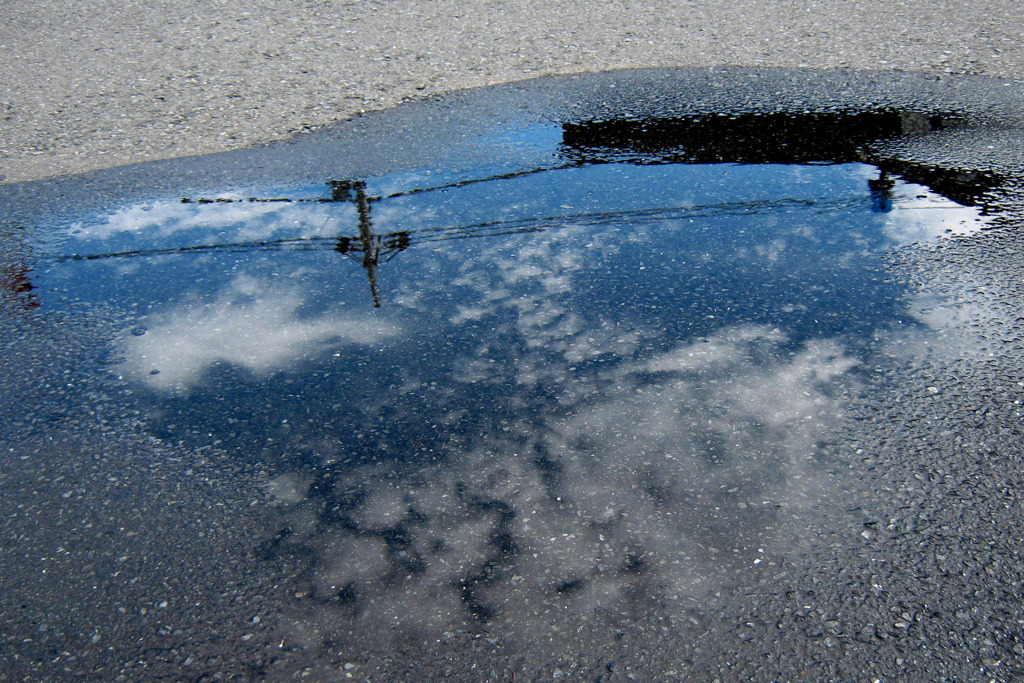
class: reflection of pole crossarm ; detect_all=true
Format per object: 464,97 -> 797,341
330,180 -> 411,307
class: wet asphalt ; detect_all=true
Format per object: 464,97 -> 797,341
2,5 -> 1024,683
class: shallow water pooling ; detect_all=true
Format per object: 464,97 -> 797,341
24,110 -> 995,650
8,64 -> 1024,677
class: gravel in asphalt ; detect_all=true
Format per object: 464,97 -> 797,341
2,0 -> 1024,184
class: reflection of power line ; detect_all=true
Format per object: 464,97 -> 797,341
57,192 -> 963,256
179,164 -> 580,207
57,193 -> 870,262
54,221 -> 541,261
43,109 -> 1011,307
55,173 -> 973,307
170,170 -> 576,307
56,176 -> 551,306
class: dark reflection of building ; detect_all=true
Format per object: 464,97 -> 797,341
559,110 -> 1006,215
560,111 -> 953,165
866,161 -> 1003,215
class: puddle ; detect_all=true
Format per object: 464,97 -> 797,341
3,69 -> 1024,677
27,114 -> 993,636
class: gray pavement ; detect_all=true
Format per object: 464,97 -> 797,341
4,4 -> 1024,681
2,0 -> 1023,185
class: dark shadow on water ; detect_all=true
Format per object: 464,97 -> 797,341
561,110 -> 1005,209
561,110 -> 960,164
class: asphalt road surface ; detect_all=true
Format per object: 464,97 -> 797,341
3,3 -> 1024,682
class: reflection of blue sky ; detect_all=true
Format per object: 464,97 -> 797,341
40,157 -> 991,642
487,122 -> 566,156
370,163 -> 874,238
60,163 -> 985,266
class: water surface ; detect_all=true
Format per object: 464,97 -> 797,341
28,128 -> 989,649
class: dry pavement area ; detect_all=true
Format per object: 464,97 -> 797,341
2,0 -> 1024,184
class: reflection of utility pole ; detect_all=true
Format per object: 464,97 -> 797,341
355,184 -> 381,308
330,180 -> 410,308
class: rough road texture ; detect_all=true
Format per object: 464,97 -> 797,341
5,5 -> 1024,682
2,0 -> 1024,184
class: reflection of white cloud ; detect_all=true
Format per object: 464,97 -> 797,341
252,173 -> 880,647
71,199 -> 354,243
269,325 -> 859,651
878,281 -> 996,364
635,325 -> 787,374
120,276 -> 399,391
884,183 -> 989,245
867,181 -> 994,364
